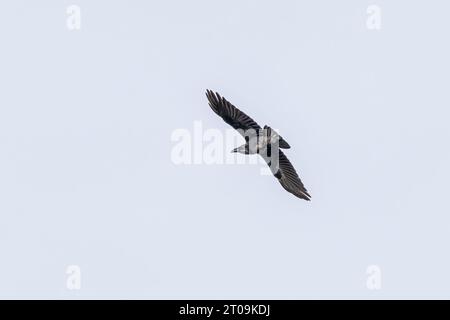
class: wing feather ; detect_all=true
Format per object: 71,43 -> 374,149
262,150 -> 311,200
206,90 -> 261,132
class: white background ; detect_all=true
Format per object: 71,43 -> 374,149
0,1 -> 449,298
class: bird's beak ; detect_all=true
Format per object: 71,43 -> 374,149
231,148 -> 238,153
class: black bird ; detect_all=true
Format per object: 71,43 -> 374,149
206,90 -> 311,201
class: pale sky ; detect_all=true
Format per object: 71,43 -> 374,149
0,0 -> 449,298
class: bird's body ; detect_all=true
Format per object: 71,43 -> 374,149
206,90 -> 311,201
233,126 -> 281,155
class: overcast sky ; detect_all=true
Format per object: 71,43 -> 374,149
1,0 -> 449,298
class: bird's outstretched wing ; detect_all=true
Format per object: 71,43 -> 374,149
262,150 -> 311,201
206,90 -> 261,132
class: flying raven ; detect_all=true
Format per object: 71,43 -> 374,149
206,90 -> 311,201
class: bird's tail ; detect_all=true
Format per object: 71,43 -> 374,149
264,125 -> 291,149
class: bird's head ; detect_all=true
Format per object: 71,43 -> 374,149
231,145 -> 247,154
